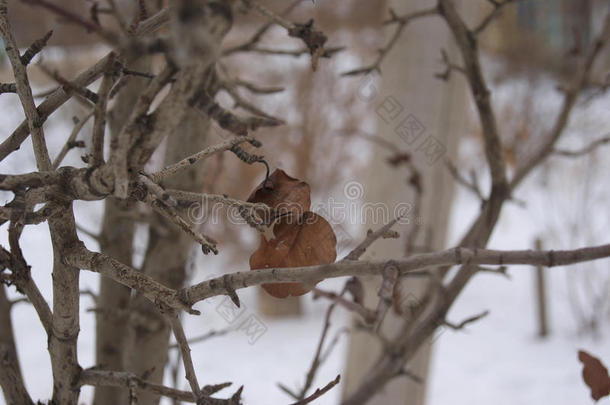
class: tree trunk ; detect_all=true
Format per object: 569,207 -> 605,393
341,1 -> 468,403
93,58 -> 148,405
0,286 -> 33,405
125,108 -> 211,405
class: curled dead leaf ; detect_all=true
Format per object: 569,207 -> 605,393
250,211 -> 337,298
578,350 -> 610,401
247,169 -> 310,224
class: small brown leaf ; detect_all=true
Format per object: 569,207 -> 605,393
247,169 -> 310,224
250,212 -> 337,298
578,350 -> 610,401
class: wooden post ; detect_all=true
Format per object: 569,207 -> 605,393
535,238 -> 549,337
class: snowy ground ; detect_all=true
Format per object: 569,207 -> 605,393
1,61 -> 610,405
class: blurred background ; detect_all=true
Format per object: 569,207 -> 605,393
1,0 -> 610,404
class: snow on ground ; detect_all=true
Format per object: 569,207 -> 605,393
2,60 -> 610,405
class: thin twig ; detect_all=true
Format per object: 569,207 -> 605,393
552,134 -> 610,157
149,136 -> 259,183
342,216 -> 402,261
444,310 -> 489,330
166,312 -> 202,399
342,7 -> 437,76
287,375 -> 340,405
91,54 -> 119,167
53,111 -> 94,169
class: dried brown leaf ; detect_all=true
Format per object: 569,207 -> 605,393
578,350 -> 610,401
250,212 -> 337,298
247,169 -> 310,223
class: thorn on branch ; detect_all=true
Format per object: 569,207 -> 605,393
223,274 -> 240,308
229,385 -> 243,404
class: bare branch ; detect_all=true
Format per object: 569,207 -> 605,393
373,262 -> 399,332
21,0 -> 120,45
0,8 -> 173,162
474,0 -> 523,35
287,375 -> 340,405
110,65 -> 176,198
445,158 -> 485,201
149,136 -> 260,183
79,369 -> 233,404
444,310 -> 489,330
313,288 -> 375,323
342,216 -> 402,261
64,244 -> 196,314
223,0 -> 304,56
439,0 -> 508,202
342,7 -> 437,76
20,29 -> 53,66
243,0 -> 328,70
0,344 -> 34,405
166,312 -> 202,399
434,48 -> 466,81
0,1 -> 52,170
511,11 -> 610,188
182,243 -> 610,305
552,134 -> 610,157
53,112 -> 94,169
0,82 -> 16,94
91,54 -> 119,167
169,327 -> 232,349
142,188 -> 218,255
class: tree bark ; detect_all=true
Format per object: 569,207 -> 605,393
48,208 -> 82,405
125,109 -> 211,404
93,57 -> 150,405
341,1 -> 468,403
0,286 -> 33,405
